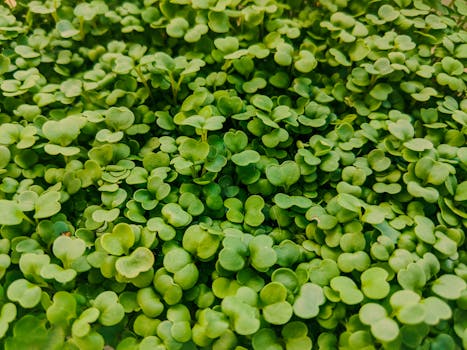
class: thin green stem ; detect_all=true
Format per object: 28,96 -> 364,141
79,17 -> 85,40
190,165 -> 198,178
134,65 -> 154,104
201,130 -> 208,143
22,214 -> 35,226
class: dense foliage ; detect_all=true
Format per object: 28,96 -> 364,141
0,0 -> 466,349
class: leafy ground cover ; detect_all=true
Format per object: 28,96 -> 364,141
0,0 -> 466,349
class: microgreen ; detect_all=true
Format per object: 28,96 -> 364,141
0,0 -> 466,348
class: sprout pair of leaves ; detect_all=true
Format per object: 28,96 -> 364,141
192,308 -> 230,347
161,304 -> 192,343
414,156 -> 453,186
116,247 -> 154,279
224,195 -> 265,227
162,245 -> 199,290
42,115 -> 87,156
259,282 -> 293,325
90,291 -> 125,327
19,251 -> 77,285
47,291 -> 77,327
218,230 -> 251,272
389,290 -> 452,326
182,224 -> 222,261
221,286 -> 260,336
7,278 -> 42,309
397,252 -> 440,291
280,321 -> 313,350
321,12 -> 368,44
412,216 -> 459,256
359,303 -> 399,342
4,315 -> 65,350
293,283 -> 326,320
146,52 -> 206,100
306,205 -> 338,231
0,123 -> 37,149
249,235 -> 277,272
265,160 -> 301,190
0,303 -> 16,339
135,287 -> 164,319
0,189 -> 61,225
153,268 -> 183,306
436,57 -> 465,92
161,203 -> 193,228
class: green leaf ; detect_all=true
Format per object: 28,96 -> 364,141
330,276 -> 364,305
162,203 -> 192,227
432,274 -> 466,300
34,191 -> 61,219
421,297 -> 452,325
92,291 -> 125,326
441,57 -> 464,76
53,235 -> 86,265
371,318 -> 399,342
0,200 -> 24,226
361,267 -> 390,299
266,161 -> 300,188
56,19 -> 80,38
42,115 -> 86,146
251,94 -> 273,112
293,283 -> 325,319
7,279 -> 42,308
115,247 -> 155,278
231,150 -> 260,166
387,119 -> 414,141
370,83 -> 393,101
179,139 -> 209,163
214,36 -> 239,53
166,17 -> 189,38
294,50 -> 317,73
224,130 -> 248,153
0,54 -> 10,75
413,216 -> 435,244
208,11 -> 229,33
101,223 -> 135,256
47,291 -> 77,325
455,181 -> 467,201
359,303 -> 387,325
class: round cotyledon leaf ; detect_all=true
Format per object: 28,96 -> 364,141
266,161 -> 300,188
432,274 -> 466,300
115,247 -> 155,279
293,283 -> 325,319
231,150 -> 260,166
0,200 -> 24,226
91,291 -> 125,326
53,235 -> 86,265
34,191 -> 61,219
7,279 -> 42,308
330,276 -> 364,305
179,139 -> 209,163
361,267 -> 390,299
371,318 -> 399,342
101,222 -> 135,256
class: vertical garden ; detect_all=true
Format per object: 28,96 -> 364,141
0,0 -> 466,349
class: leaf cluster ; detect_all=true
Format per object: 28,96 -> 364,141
0,0 -> 466,349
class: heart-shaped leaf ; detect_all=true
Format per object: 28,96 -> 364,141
266,161 -> 300,188
0,200 -> 24,226
92,291 -> 125,326
115,247 -> 155,278
34,191 -> 61,219
293,283 -> 325,319
101,223 -> 135,256
7,279 -> 42,308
